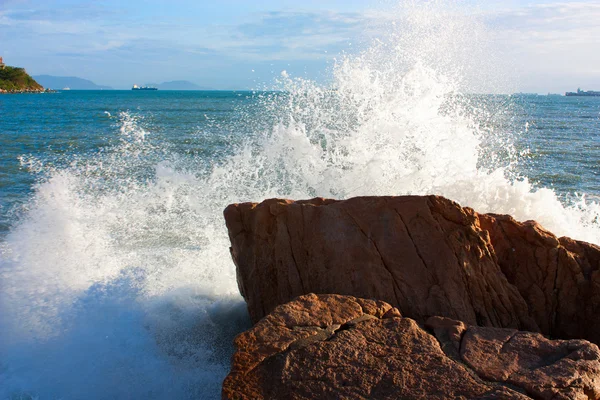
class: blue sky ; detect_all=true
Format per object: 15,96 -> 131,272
1,0 -> 599,92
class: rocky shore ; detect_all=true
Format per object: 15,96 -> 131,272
222,195 -> 600,399
0,88 -> 53,94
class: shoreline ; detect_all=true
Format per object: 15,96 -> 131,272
0,88 -> 55,94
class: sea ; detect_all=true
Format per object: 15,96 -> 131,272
1,8 -> 600,400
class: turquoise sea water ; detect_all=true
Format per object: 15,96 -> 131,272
514,94 -> 600,196
0,91 -> 256,236
1,91 -> 599,237
1,86 -> 600,399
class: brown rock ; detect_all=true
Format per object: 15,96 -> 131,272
223,294 -> 522,399
425,315 -> 467,359
224,195 -> 600,345
478,213 -> 600,343
224,196 -> 538,331
427,316 -> 600,400
223,294 -> 600,399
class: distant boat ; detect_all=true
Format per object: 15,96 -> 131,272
62,87 -> 70,91
132,84 -> 158,91
565,88 -> 600,97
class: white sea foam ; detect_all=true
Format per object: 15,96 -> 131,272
1,2 -> 599,400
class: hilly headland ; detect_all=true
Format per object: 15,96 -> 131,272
0,62 -> 46,93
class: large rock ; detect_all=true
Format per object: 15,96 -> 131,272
224,196 -> 600,343
478,213 -> 600,344
224,196 -> 532,328
223,294 -> 600,399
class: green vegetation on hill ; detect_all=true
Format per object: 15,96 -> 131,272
0,66 -> 44,92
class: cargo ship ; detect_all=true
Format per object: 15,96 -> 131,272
565,88 -> 600,97
132,84 -> 158,91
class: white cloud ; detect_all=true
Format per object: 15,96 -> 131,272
487,1 -> 600,91
2,1 -> 598,91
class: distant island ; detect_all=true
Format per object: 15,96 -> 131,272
145,80 -> 213,90
33,76 -> 212,91
0,57 -> 45,93
33,75 -> 113,90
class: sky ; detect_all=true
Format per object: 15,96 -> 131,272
1,0 -> 599,92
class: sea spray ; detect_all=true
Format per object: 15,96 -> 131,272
0,111 -> 251,399
241,0 -> 600,241
1,2 -> 600,400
